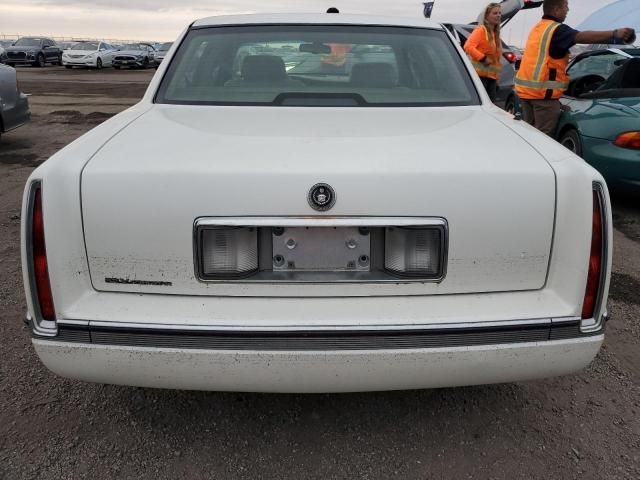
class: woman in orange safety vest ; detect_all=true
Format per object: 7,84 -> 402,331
464,2 -> 503,102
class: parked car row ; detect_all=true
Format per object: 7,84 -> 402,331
0,37 -> 173,69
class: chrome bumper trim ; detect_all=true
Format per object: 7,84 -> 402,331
79,317 -> 555,332
33,316 -> 601,351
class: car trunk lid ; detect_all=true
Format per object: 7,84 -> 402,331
81,105 -> 556,297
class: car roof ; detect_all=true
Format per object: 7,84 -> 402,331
192,13 -> 443,30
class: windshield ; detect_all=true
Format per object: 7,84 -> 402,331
15,38 -> 42,47
158,42 -> 173,51
71,42 -> 99,51
123,44 -> 144,50
156,25 -> 480,107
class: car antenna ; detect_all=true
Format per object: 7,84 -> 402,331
327,7 -> 339,13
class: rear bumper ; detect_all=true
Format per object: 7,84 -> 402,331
31,317 -> 604,392
33,335 -> 603,392
62,59 -> 97,67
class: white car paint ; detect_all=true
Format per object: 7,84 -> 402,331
61,41 -> 115,68
34,337 -> 603,393
21,14 -> 612,392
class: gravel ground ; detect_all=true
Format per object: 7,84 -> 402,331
0,67 -> 638,480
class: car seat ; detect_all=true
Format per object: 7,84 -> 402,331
350,62 -> 397,88
599,57 -> 640,90
619,58 -> 640,89
225,55 -> 303,87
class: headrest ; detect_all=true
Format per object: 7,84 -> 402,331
350,62 -> 396,88
241,55 -> 287,82
620,58 -> 640,89
599,57 -> 640,90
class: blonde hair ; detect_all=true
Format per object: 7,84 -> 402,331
483,2 -> 502,45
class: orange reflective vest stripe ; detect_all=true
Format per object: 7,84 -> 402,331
464,25 -> 503,80
515,19 -> 570,100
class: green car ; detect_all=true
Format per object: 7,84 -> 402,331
557,47 -> 640,191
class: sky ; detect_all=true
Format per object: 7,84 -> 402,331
0,0 -> 619,45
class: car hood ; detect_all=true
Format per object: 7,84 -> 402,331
80,105 -> 557,297
6,46 -> 39,52
64,49 -> 97,56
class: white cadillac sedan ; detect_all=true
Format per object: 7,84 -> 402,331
62,41 -> 115,69
22,14 -> 611,393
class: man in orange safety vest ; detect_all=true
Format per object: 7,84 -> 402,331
515,0 -> 635,136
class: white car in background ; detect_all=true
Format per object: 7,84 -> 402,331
22,13 -> 611,393
62,41 -> 116,69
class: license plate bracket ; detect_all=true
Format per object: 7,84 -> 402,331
272,227 -> 371,272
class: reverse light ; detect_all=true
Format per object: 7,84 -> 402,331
200,227 -> 258,279
582,188 -> 605,320
613,131 -> 640,150
384,227 -> 443,277
31,185 -> 56,321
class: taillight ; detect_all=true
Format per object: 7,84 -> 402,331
503,52 -> 517,64
613,131 -> 640,150
31,186 -> 56,320
582,188 -> 605,319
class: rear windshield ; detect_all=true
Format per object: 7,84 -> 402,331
155,25 -> 480,107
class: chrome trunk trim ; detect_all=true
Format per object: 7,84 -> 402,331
193,217 -> 448,284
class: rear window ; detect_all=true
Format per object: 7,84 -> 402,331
155,25 -> 480,107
